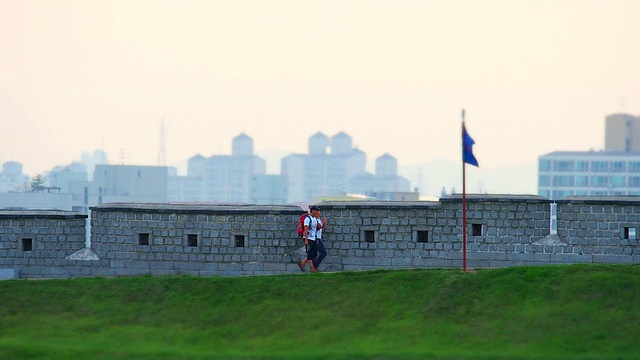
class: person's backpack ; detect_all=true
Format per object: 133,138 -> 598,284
296,213 -> 309,237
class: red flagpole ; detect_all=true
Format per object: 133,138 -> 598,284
462,109 -> 467,272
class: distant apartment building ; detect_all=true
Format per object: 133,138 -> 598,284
0,161 -> 29,193
66,181 -> 104,213
0,161 -> 72,210
46,162 -> 103,213
249,174 -> 288,204
282,132 -> 366,203
94,164 -> 168,203
0,192 -> 73,210
0,162 -> 165,211
348,153 -> 411,197
168,175 -> 203,203
176,133 -> 287,204
80,149 -> 109,180
202,133 -> 266,203
605,113 -> 640,152
282,132 -> 411,203
539,113 -> 640,200
46,162 -> 88,193
538,150 -> 640,199
0,161 -> 99,211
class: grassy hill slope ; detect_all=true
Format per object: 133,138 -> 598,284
1,264 -> 639,359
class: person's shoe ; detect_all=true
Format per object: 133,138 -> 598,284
298,260 -> 306,272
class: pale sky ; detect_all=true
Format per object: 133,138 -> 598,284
1,0 -> 639,182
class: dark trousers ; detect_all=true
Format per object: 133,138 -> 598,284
312,239 -> 327,269
306,240 -> 318,261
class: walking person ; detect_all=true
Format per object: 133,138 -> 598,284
298,205 -> 320,273
312,212 -> 328,271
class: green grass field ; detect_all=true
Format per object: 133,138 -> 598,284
1,264 -> 639,359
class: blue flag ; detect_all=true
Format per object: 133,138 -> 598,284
462,126 -> 479,167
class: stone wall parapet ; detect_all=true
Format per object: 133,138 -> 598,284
1,196 -> 639,278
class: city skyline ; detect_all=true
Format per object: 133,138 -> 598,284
1,1 -> 638,186
1,127 -> 538,197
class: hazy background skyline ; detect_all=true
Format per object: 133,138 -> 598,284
1,1 -> 639,195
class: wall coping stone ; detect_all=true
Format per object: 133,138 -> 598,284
317,200 -> 440,209
557,196 -> 640,205
439,194 -> 550,203
0,210 -> 87,219
90,202 -> 304,215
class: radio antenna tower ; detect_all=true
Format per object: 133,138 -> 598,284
119,148 -> 127,165
158,118 -> 166,166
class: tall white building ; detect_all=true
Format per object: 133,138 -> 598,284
348,153 -> 411,197
538,150 -> 640,199
94,164 -> 169,203
539,113 -> 640,200
46,162 -> 88,193
168,175 -> 203,202
0,192 -> 72,210
81,149 -> 108,180
282,132 -> 408,203
0,161 -> 28,192
249,174 -> 288,204
184,133 -> 270,203
605,113 -> 640,152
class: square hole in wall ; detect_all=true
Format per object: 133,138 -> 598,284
235,235 -> 245,247
187,234 -> 198,247
22,238 -> 32,251
471,224 -> 483,236
417,230 -> 429,243
624,227 -> 637,240
138,233 -> 150,246
364,230 -> 375,243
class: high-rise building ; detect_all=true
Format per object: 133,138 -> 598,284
249,174 -> 288,204
282,132 -> 411,203
282,132 -> 369,203
0,161 -> 28,192
348,153 -> 411,197
539,113 -> 640,200
605,113 -> 640,152
308,132 -> 330,155
94,164 -> 169,203
538,150 -> 640,199
183,133 -> 269,203
46,162 -> 88,193
81,149 -> 108,181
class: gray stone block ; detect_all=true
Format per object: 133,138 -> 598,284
90,267 -> 116,277
115,268 -> 150,276
506,253 -> 535,262
343,257 -> 374,266
125,261 -> 151,269
0,268 -> 19,280
412,258 -> 455,268
467,252 -> 506,261
39,267 -> 71,278
110,260 -> 125,268
592,254 -> 635,264
390,257 -> 411,267
550,253 -> 592,264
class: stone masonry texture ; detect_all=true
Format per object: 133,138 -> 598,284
1,195 -> 639,279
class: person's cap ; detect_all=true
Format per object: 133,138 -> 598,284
309,205 -> 320,211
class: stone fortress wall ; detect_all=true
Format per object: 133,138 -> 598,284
0,210 -> 87,279
1,195 -> 639,279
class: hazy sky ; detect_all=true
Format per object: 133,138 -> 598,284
1,0 -> 639,178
